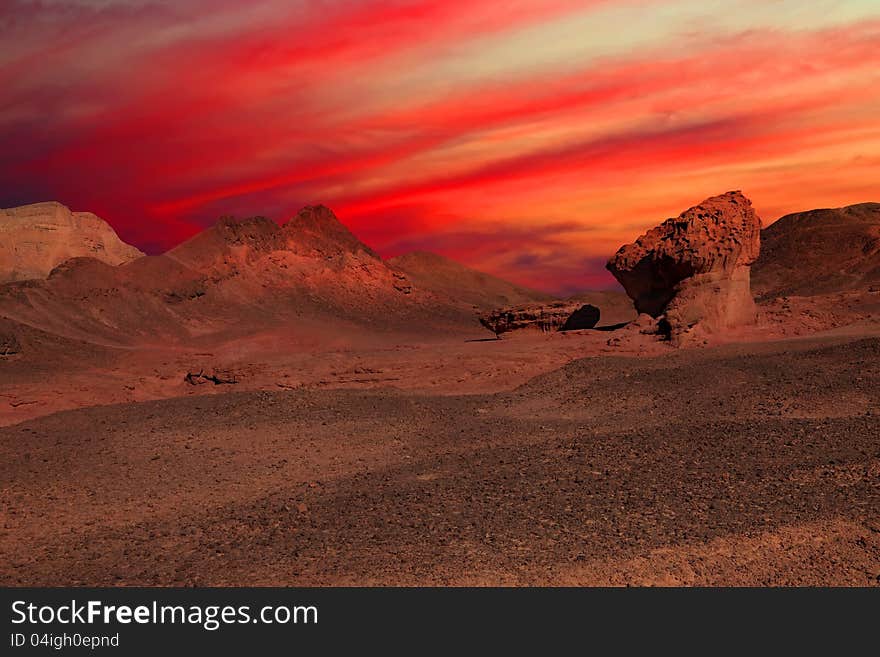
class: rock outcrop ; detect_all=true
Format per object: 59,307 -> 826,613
480,301 -> 600,336
0,201 -> 144,283
606,191 -> 761,341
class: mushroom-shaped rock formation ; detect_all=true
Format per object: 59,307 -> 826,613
606,191 -> 761,341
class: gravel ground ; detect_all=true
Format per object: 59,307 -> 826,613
1,337 -> 878,586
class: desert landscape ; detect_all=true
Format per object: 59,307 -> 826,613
1,193 -> 878,586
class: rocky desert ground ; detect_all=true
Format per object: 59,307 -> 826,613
1,196 -> 879,586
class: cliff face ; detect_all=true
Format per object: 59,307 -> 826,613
607,191 -> 761,341
0,201 -> 143,283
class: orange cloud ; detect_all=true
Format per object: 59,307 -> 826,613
1,2 -> 878,293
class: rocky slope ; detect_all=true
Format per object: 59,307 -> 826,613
0,201 -> 143,283
388,251 -> 552,310
159,206 -> 417,316
753,202 -> 880,299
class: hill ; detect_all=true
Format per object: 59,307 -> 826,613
0,206 -> 476,348
388,251 -> 553,310
753,202 -> 880,298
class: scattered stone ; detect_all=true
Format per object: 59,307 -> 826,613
632,313 -> 658,334
391,271 -> 413,294
0,330 -> 21,357
184,369 -> 238,385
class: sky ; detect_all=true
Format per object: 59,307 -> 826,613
2,0 -> 879,293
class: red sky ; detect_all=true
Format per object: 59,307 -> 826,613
2,0 -> 879,293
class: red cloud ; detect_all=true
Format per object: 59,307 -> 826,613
1,3 -> 878,293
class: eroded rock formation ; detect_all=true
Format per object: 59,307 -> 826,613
0,201 -> 144,283
480,301 -> 600,336
606,191 -> 761,341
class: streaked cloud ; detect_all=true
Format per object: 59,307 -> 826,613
1,0 -> 878,292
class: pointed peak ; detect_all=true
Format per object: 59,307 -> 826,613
283,204 -> 377,257
293,204 -> 337,222
285,205 -> 346,235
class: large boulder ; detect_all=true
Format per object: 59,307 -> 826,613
0,201 -> 144,283
606,191 -> 761,341
480,301 -> 600,336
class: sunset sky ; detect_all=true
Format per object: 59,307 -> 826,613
2,0 -> 879,293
